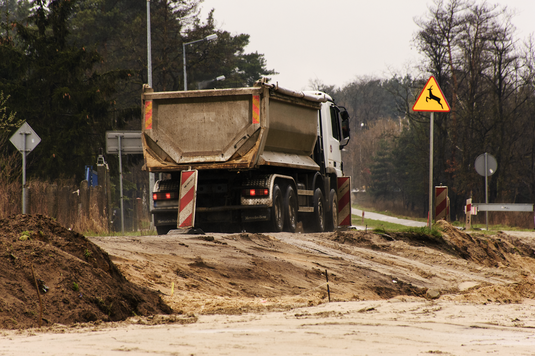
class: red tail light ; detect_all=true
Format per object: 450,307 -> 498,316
242,188 -> 269,197
153,192 -> 178,201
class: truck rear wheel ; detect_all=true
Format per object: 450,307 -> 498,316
284,185 -> 297,233
326,189 -> 338,232
271,184 -> 284,232
313,188 -> 325,232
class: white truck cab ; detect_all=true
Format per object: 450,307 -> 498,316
305,91 -> 350,178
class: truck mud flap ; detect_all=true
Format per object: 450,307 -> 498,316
241,208 -> 270,223
196,210 -> 234,224
154,213 -> 177,226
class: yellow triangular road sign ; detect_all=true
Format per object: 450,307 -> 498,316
412,76 -> 450,112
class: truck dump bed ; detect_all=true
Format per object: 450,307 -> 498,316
142,83 -> 325,172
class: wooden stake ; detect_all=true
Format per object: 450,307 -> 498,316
30,263 -> 43,328
325,269 -> 331,302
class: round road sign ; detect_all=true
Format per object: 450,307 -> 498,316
475,153 -> 497,176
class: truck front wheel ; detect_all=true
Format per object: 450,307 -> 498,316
271,184 -> 284,232
326,189 -> 338,232
313,188 -> 325,232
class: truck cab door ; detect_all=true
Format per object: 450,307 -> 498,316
322,104 -> 344,177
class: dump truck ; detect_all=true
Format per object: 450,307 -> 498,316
141,80 -> 350,234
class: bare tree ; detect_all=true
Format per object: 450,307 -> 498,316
411,0 -> 535,217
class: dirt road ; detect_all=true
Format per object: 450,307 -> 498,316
3,219 -> 535,355
3,299 -> 535,355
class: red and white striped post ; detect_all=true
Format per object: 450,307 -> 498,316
465,198 -> 472,229
337,177 -> 351,227
177,170 -> 198,229
435,186 -> 449,221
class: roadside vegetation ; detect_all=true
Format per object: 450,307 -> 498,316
352,203 -> 535,235
2,0 -> 534,234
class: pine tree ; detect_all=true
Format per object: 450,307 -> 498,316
0,0 -> 130,180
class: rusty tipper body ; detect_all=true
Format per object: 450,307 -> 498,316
142,80 -> 350,234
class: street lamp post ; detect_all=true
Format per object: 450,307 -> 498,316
147,0 -> 152,87
146,0 -> 155,231
183,34 -> 218,91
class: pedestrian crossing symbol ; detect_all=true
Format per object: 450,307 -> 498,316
412,76 -> 450,112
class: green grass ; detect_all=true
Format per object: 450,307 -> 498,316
462,224 -> 533,235
402,226 -> 443,238
351,216 -> 412,232
351,218 -> 441,237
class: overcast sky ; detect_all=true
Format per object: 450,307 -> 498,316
199,0 -> 535,91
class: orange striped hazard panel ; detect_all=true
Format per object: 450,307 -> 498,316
178,170 -> 198,228
252,95 -> 260,124
144,100 -> 153,130
337,177 -> 351,227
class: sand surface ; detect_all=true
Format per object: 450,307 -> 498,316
3,216 -> 535,355
3,298 -> 535,355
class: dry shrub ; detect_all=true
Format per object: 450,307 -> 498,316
0,181 -> 21,218
0,137 -> 22,218
0,132 -> 109,233
1,177 -> 109,234
74,188 -> 109,234
27,180 -> 47,214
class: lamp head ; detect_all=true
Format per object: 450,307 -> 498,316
205,34 -> 217,41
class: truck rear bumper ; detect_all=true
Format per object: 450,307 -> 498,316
151,205 -> 271,226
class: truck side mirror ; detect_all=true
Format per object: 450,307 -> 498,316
339,109 -> 350,149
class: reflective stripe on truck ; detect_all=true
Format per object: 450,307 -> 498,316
252,95 -> 260,124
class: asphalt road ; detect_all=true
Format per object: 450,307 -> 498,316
351,207 -> 427,228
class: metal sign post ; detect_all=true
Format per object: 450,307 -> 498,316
412,76 -> 451,229
106,131 -> 143,234
485,153 -> 488,230
118,135 -> 124,233
22,131 -> 27,213
10,122 -> 41,214
428,112 -> 434,229
475,153 -> 497,230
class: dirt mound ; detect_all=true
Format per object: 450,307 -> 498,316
435,220 -> 535,267
0,214 -> 172,329
338,221 -> 535,269
328,230 -> 391,250
317,224 -> 535,304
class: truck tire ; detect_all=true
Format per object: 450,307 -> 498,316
283,185 -> 298,233
326,189 -> 338,232
313,188 -> 325,232
271,184 -> 284,232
